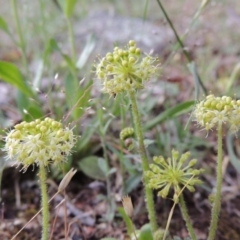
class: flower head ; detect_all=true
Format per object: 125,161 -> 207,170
145,150 -> 204,199
193,94 -> 240,133
3,118 -> 76,171
95,40 -> 159,95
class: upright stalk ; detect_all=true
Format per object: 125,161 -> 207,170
67,17 -> 77,62
208,123 -> 223,240
11,0 -> 29,78
128,90 -> 158,232
179,194 -> 197,240
39,164 -> 49,240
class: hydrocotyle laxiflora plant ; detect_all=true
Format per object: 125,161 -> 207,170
145,149 -> 204,240
193,94 -> 240,240
3,118 -> 76,240
95,40 -> 159,232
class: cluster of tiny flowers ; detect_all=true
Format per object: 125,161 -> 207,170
3,118 -> 76,171
95,40 -> 159,95
120,127 -> 135,141
145,150 -> 203,200
193,94 -> 240,133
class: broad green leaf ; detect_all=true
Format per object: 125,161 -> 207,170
98,158 -> 109,175
144,100 -> 195,131
0,61 -> 33,97
139,223 -> 153,240
78,156 -> 106,180
0,16 -> 8,33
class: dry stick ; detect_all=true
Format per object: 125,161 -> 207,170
49,199 -> 63,240
163,175 -> 196,240
64,191 -> 68,240
10,191 -> 60,240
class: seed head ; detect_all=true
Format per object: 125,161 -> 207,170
145,150 -> 204,199
95,40 -> 159,95
3,118 -> 77,171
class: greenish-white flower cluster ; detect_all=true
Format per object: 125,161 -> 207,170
3,118 -> 76,171
95,40 -> 159,95
145,150 -> 203,200
120,127 -> 135,141
194,94 -> 240,132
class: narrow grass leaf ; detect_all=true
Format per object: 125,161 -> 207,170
187,62 -> 201,100
65,0 -> 78,18
0,16 -> 9,33
118,207 -> 133,236
144,100 -> 195,131
227,133 -> 240,174
64,73 -> 92,120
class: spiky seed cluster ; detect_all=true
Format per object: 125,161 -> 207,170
145,150 -> 204,199
193,94 -> 240,132
3,118 -> 76,171
95,40 -> 159,95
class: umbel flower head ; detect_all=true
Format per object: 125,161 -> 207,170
3,118 -> 76,171
145,150 -> 204,199
193,94 -> 240,133
95,40 -> 159,95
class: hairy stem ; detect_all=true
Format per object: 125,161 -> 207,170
208,123 -> 223,240
128,90 -> 158,232
179,194 -> 197,240
39,164 -> 49,240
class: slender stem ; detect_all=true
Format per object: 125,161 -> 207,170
179,194 -> 197,240
39,164 -> 49,240
128,90 -> 158,232
11,0 -> 29,78
208,123 -> 223,240
67,17 -> 77,62
155,0 -> 207,95
120,97 -> 127,195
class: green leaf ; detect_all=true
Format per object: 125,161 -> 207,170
125,174 -> 142,193
78,156 -> 106,180
98,157 -> 109,175
139,223 -> 153,240
227,133 -> 240,174
118,207 -> 133,236
16,91 -> 43,121
100,238 -> 117,240
144,100 -> 195,131
0,61 -> 33,97
65,0 -> 78,18
57,0 -> 78,18
64,73 -> 92,120
0,16 -> 8,33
